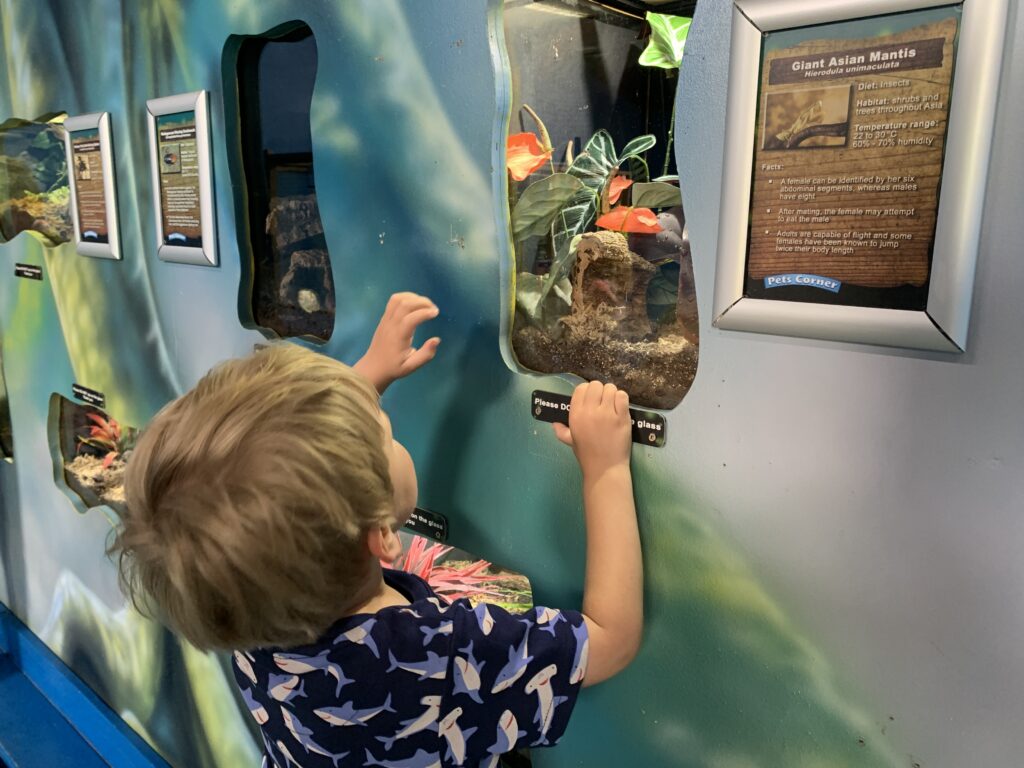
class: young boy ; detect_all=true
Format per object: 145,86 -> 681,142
110,293 -> 641,768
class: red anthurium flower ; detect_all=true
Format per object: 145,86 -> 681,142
507,132 -> 553,181
595,206 -> 663,234
607,176 -> 633,205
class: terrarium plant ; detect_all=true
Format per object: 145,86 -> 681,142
385,533 -> 533,612
63,407 -> 137,511
77,413 -> 133,468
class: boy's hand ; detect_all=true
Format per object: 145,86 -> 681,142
354,293 -> 440,394
553,381 -> 632,479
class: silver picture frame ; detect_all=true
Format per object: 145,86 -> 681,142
145,90 -> 217,266
63,112 -> 121,260
713,0 -> 1008,352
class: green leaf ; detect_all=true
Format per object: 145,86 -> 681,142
639,13 -> 692,70
567,130 -> 618,191
511,173 -> 585,239
632,181 -> 681,209
623,155 -> 650,185
516,271 -> 572,331
620,134 -> 656,158
647,263 -> 680,322
29,125 -> 63,151
584,130 -> 617,166
550,195 -> 597,274
534,127 -> 624,301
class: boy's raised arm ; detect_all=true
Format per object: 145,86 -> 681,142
552,381 -> 642,687
354,292 -> 441,394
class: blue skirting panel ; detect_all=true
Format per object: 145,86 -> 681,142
0,603 -> 168,768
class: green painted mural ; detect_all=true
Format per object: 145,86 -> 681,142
2,1 -> 1022,767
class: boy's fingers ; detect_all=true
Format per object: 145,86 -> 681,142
398,294 -> 435,314
615,389 -> 629,416
583,380 -> 603,406
399,305 -> 440,335
569,382 -> 587,414
552,422 -> 574,447
384,292 -> 406,318
402,337 -> 441,372
602,382 -> 617,407
386,292 -> 431,319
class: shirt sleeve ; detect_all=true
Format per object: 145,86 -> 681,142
442,600 -> 588,755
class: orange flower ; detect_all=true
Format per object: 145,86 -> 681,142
595,206 -> 662,234
507,132 -> 553,181
607,176 -> 633,205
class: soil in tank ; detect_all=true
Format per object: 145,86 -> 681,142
513,219 -> 698,410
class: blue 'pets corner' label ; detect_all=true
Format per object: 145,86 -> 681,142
764,273 -> 842,292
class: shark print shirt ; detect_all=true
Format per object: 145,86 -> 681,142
232,569 -> 588,768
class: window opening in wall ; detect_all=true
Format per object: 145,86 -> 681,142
51,395 -> 136,514
504,0 -> 699,410
0,346 -> 12,461
233,23 -> 335,341
0,113 -> 71,245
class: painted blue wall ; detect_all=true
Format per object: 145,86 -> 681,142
0,1 -> 1022,766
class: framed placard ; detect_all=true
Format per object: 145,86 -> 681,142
146,90 -> 217,266
713,0 -> 1008,352
64,112 -> 120,259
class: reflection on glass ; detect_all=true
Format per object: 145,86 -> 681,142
0,114 -> 71,245
53,395 -> 136,513
235,24 -> 335,341
504,1 -> 698,410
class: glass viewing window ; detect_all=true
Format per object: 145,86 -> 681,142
233,23 -> 336,342
503,0 -> 699,410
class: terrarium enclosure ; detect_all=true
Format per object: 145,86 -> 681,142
0,114 -> 72,246
504,0 -> 699,410
227,22 -> 336,342
51,395 -> 137,514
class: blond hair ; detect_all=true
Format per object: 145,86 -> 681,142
109,343 -> 393,650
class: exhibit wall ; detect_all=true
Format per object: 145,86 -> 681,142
0,1 -> 1021,767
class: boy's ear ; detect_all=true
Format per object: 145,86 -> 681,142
367,523 -> 403,562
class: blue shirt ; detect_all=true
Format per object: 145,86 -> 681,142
232,569 -> 588,768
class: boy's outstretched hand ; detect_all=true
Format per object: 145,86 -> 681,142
553,381 -> 632,479
354,293 -> 440,394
